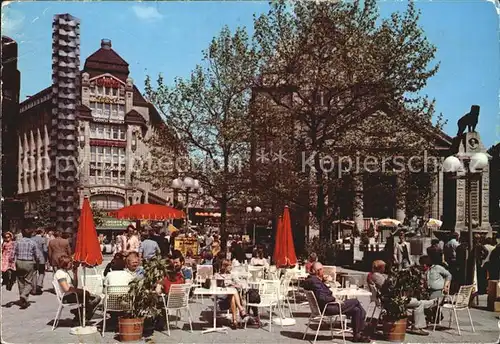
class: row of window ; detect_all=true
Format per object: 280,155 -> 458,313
89,102 -> 125,120
90,86 -> 121,97
89,169 -> 126,187
89,124 -> 126,140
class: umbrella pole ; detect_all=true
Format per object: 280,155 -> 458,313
83,267 -> 86,327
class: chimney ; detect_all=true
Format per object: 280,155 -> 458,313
101,39 -> 112,50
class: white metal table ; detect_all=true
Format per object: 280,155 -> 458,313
330,287 -> 372,299
193,286 -> 238,334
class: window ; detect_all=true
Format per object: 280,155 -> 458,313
90,145 -> 126,186
90,195 -> 125,210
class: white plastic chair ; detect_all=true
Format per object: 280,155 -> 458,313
248,266 -> 265,282
195,265 -> 213,302
365,284 -> 382,322
80,274 -> 105,300
245,280 -> 283,332
101,285 -> 131,337
161,284 -> 193,336
51,280 -> 83,331
433,284 -> 475,335
303,290 -> 346,344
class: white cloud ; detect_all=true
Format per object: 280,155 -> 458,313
131,5 -> 164,21
1,5 -> 26,37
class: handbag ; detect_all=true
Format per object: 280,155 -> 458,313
202,278 -> 211,289
248,288 -> 261,304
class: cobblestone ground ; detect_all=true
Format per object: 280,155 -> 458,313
1,260 -> 499,344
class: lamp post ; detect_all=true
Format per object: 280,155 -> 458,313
246,206 -> 262,245
171,177 -> 200,229
443,152 -> 488,284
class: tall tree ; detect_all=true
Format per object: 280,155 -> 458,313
251,0 -> 444,236
144,26 -> 260,235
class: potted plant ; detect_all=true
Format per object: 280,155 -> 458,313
380,266 -> 422,342
118,255 -> 171,342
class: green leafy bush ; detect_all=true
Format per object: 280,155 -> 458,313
303,237 -> 337,265
380,266 -> 423,320
125,254 -> 172,318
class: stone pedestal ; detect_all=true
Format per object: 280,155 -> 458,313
353,174 -> 364,231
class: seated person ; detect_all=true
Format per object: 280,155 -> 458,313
303,262 -> 370,343
105,252 -> 143,287
231,244 -> 246,267
184,250 -> 196,268
103,252 -> 125,277
419,255 -> 451,300
53,255 -> 101,321
214,259 -> 249,328
157,261 -> 185,294
366,260 -> 387,290
171,250 -> 193,282
249,249 -> 269,268
201,251 -> 213,265
304,253 -> 318,273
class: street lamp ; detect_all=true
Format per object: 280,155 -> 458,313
443,152 -> 488,284
171,176 -> 200,229
246,205 -> 262,245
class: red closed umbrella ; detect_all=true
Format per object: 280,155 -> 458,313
274,206 -> 297,268
273,215 -> 283,265
109,204 -> 186,220
73,197 -> 103,331
74,197 -> 103,267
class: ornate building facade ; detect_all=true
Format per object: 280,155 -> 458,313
17,34 -> 172,229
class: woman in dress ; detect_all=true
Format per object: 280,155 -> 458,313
215,259 -> 249,329
1,232 -> 16,290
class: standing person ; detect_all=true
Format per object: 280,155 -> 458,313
126,225 -> 140,253
2,232 -> 16,291
150,226 -> 169,257
48,230 -> 72,271
487,241 -> 500,281
14,228 -> 43,309
31,229 -> 47,295
443,232 -> 460,292
482,237 -> 496,281
139,230 -> 160,260
44,230 -> 55,271
393,232 -> 412,270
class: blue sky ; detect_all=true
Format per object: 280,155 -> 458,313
2,1 -> 499,148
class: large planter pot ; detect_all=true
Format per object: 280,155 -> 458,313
118,317 -> 144,342
383,318 -> 407,342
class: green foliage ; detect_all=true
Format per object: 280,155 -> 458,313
303,237 -> 337,265
380,265 -> 423,320
144,25 -> 261,235
90,203 -> 106,227
125,254 -> 172,318
33,191 -> 52,228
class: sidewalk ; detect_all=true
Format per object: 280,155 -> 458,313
1,265 -> 499,343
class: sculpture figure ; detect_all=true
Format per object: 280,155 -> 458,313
457,105 -> 480,136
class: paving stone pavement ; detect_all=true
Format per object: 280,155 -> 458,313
1,260 -> 499,344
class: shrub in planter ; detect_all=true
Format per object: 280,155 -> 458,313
380,266 -> 423,342
119,254 -> 171,342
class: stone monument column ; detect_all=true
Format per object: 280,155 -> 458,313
395,174 -> 406,222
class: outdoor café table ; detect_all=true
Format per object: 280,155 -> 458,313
337,271 -> 366,288
193,286 -> 239,334
330,287 -> 371,300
